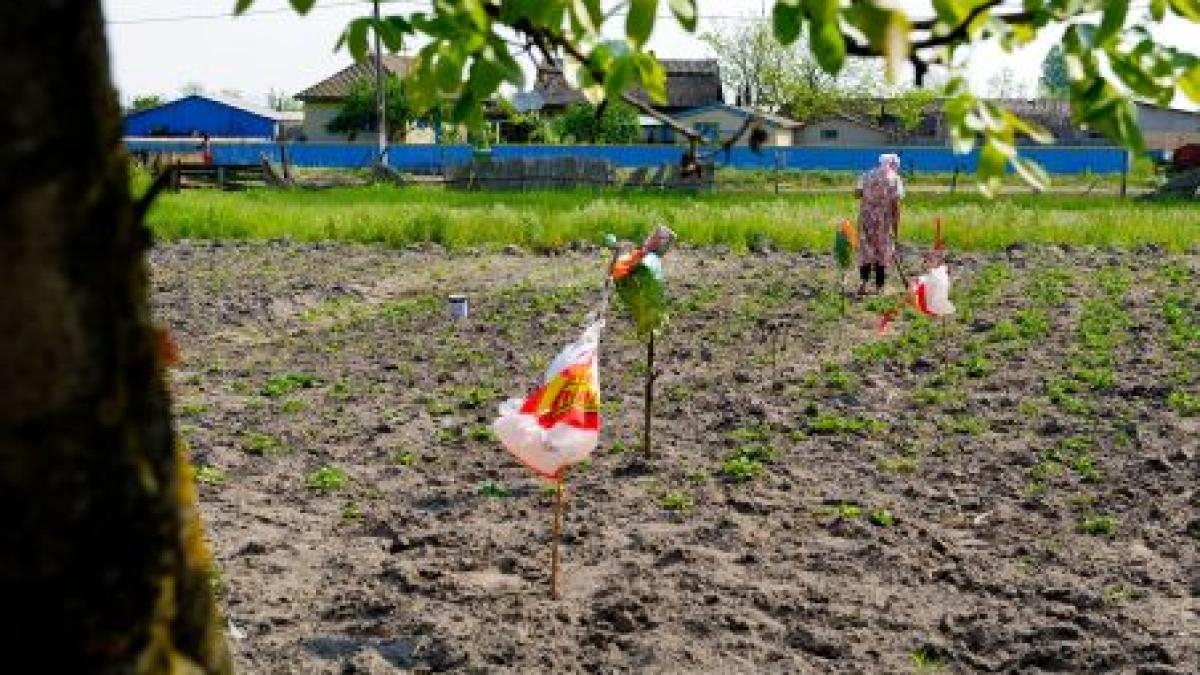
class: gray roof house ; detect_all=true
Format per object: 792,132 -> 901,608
294,55 -> 414,142
533,59 -> 724,114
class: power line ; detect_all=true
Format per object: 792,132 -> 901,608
105,0 -> 410,26
106,0 -> 1156,27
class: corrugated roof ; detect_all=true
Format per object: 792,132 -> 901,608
126,93 -> 301,122
295,55 -> 413,101
534,59 -> 723,110
674,103 -> 802,129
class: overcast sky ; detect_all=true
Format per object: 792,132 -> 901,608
101,0 -> 1197,108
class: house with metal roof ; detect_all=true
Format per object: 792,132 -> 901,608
533,59 -> 724,115
294,55 -> 419,142
123,93 -> 301,139
658,103 -> 801,146
793,111 -> 896,146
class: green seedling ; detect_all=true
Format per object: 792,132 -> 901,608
911,387 -> 963,407
330,379 -> 353,401
193,465 -> 227,486
720,456 -> 764,482
1167,390 -> 1200,416
177,401 -> 207,416
280,399 -> 308,414
808,413 -> 883,435
1079,514 -> 1118,536
730,443 -> 779,463
961,353 -> 993,378
465,424 -> 496,442
821,365 -> 856,391
262,372 -> 318,398
942,415 -> 987,436
687,468 -> 711,484
877,455 -> 919,474
306,466 -> 347,491
243,431 -> 288,456
426,399 -> 455,416
660,491 -> 694,512
457,385 -> 497,410
988,319 -> 1020,342
478,480 -> 510,498
392,450 -> 417,466
341,500 -> 363,524
1070,454 -> 1102,483
868,508 -> 895,527
910,646 -> 947,672
728,426 -> 770,443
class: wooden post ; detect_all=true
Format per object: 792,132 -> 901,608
549,476 -> 566,599
950,166 -> 959,194
643,331 -> 656,456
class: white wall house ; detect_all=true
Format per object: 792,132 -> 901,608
662,104 -> 801,147
294,55 -> 444,144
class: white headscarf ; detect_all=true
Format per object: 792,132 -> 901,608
879,153 -> 900,171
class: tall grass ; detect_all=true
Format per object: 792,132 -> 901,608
145,185 -> 1199,252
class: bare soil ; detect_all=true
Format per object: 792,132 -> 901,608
151,240 -> 1200,674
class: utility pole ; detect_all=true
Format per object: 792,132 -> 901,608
373,0 -> 388,167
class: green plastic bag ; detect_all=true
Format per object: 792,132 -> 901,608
615,253 -> 668,338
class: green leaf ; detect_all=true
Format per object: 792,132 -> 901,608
1095,0 -> 1129,44
605,52 -> 638,102
337,18 -> 372,62
1012,156 -> 1050,192
235,0 -> 255,15
845,2 -> 910,79
435,46 -> 465,93
976,139 -> 1007,197
1151,0 -> 1167,21
289,0 -> 316,15
931,0 -> 970,25
1168,0 -> 1200,21
812,23 -> 845,74
1180,63 -> 1200,103
636,53 -> 668,104
626,0 -> 659,48
570,0 -> 603,35
373,16 -> 412,53
669,0 -> 698,32
773,1 -> 804,46
1108,50 -> 1172,103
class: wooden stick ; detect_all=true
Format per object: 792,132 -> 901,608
643,331 -> 656,456
550,475 -> 565,599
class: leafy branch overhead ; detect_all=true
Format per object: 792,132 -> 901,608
240,0 -> 1200,193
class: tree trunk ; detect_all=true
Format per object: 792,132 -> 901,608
0,3 -> 230,672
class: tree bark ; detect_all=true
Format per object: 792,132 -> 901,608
0,3 -> 230,672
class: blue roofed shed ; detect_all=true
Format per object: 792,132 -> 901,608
124,94 -> 302,139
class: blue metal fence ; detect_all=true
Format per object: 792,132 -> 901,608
124,139 -> 1131,175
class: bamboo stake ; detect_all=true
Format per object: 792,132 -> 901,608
643,331 -> 656,456
550,475 -> 566,599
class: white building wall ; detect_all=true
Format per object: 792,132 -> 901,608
795,118 -> 890,146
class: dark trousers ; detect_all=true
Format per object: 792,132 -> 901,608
860,264 -> 885,289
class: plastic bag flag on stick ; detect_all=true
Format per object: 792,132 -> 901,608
877,265 -> 956,333
613,226 -> 675,338
493,321 -> 602,481
834,219 -> 857,270
911,265 -> 956,317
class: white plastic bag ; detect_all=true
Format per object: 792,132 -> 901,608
913,265 -> 955,317
493,322 -> 602,481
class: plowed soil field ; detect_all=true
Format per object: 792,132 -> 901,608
151,241 -> 1199,673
